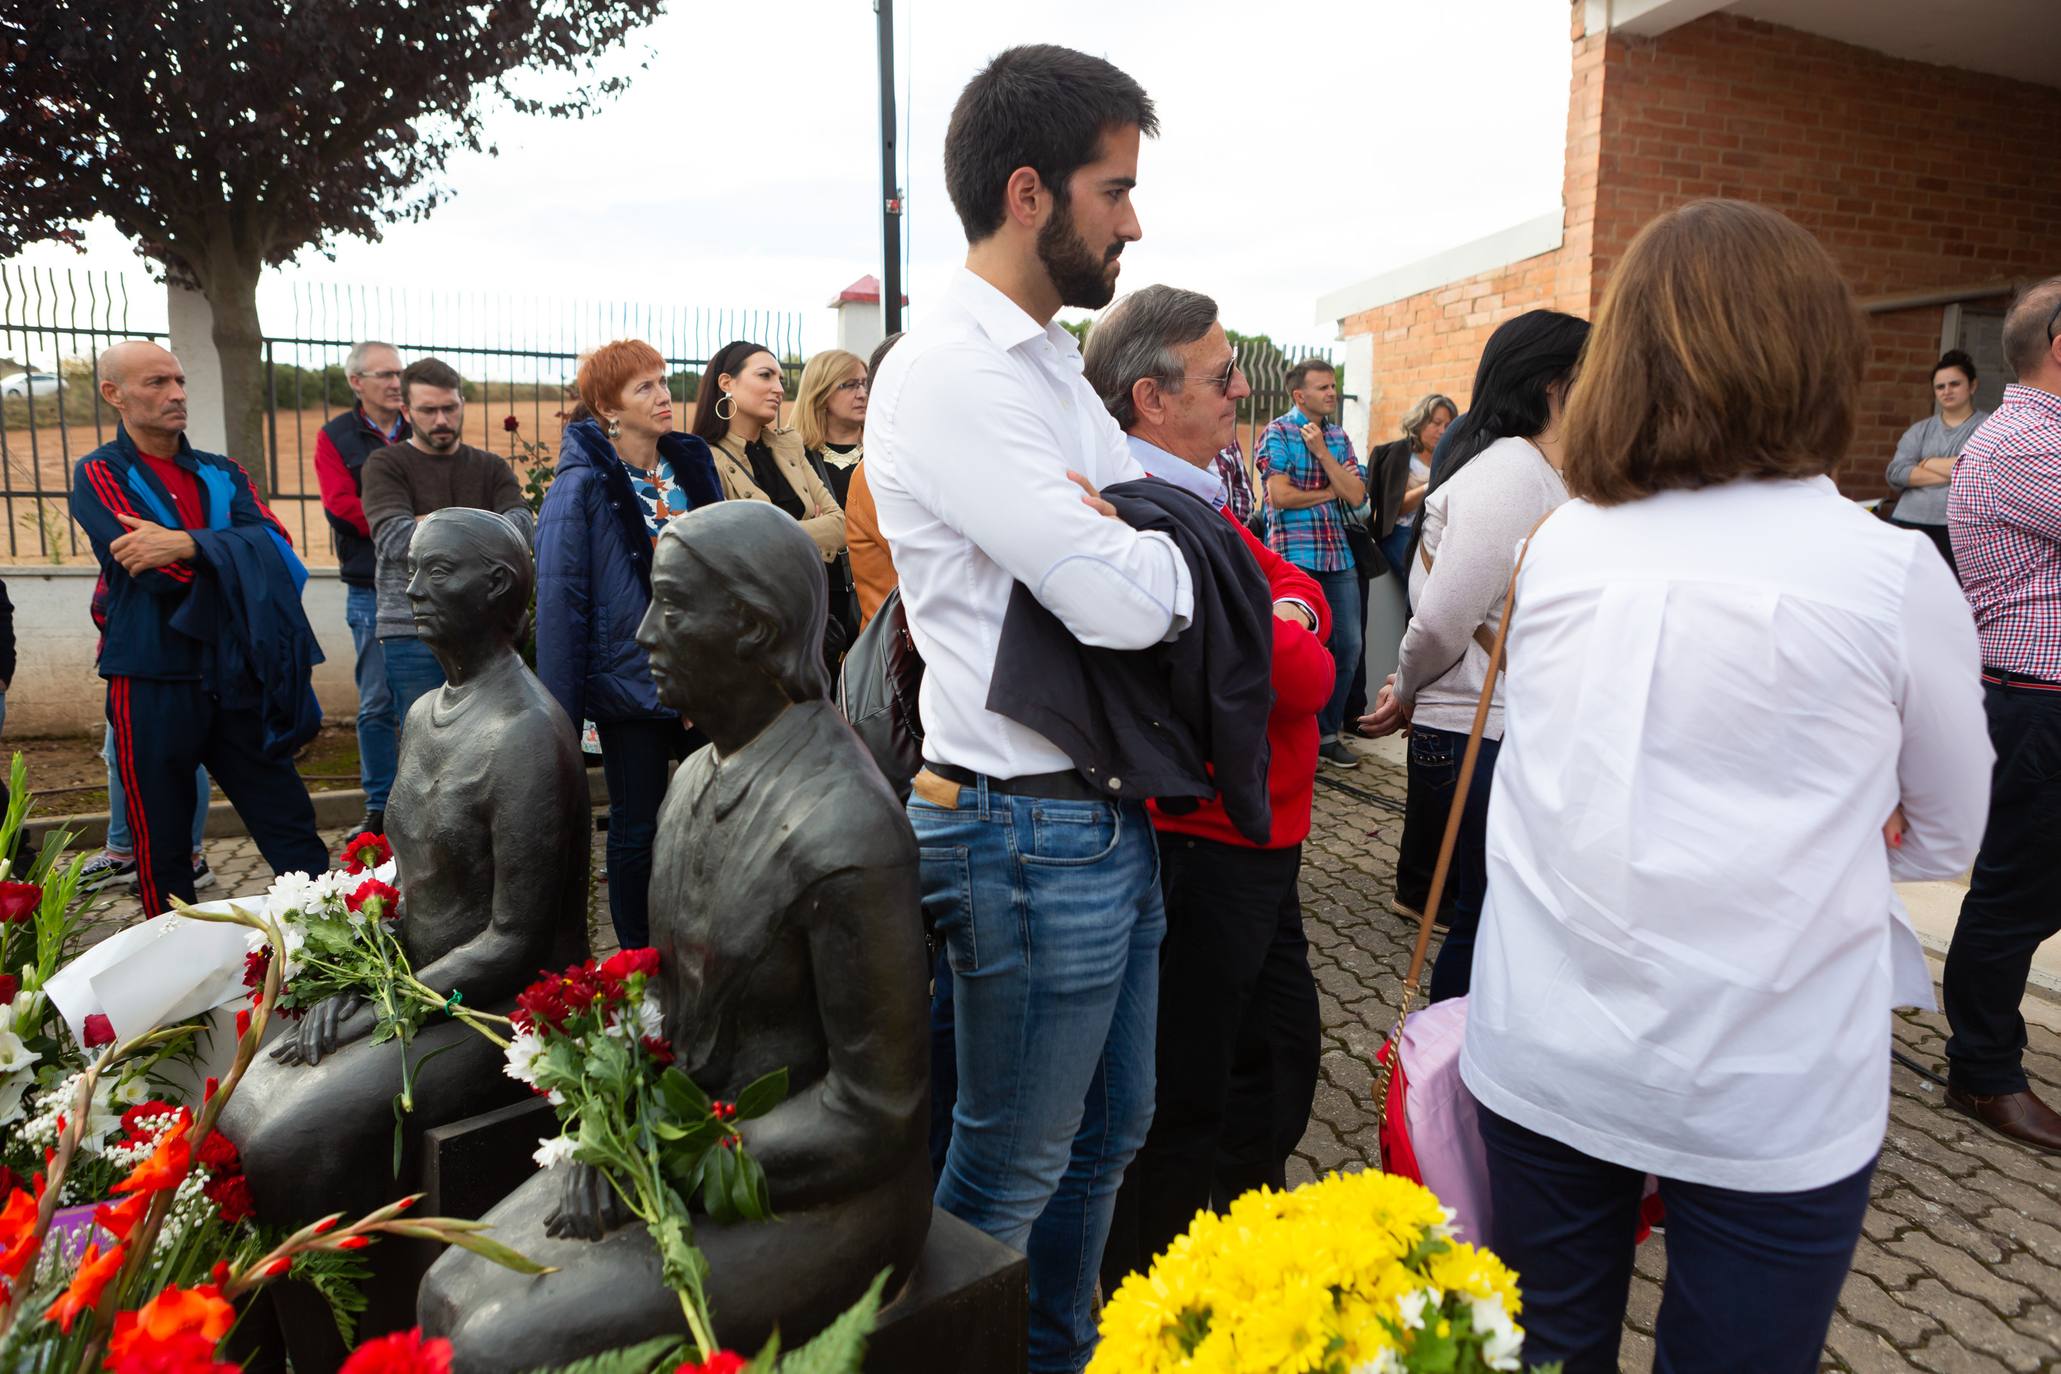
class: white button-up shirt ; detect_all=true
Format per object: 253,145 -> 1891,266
864,269 -> 1194,779
1461,476 -> 1992,1192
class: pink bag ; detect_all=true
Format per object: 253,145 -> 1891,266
1378,997 -> 1492,1243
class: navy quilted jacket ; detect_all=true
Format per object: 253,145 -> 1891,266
534,419 -> 722,726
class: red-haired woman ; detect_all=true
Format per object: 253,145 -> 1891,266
535,339 -> 724,948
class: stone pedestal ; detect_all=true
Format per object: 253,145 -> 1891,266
865,1207 -> 1028,1374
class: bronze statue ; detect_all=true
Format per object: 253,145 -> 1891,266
220,508 -> 590,1367
418,501 -> 931,1371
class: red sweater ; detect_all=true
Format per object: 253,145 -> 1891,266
1150,508 -> 1333,850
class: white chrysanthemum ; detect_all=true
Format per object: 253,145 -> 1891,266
267,870 -> 321,915
634,994 -> 662,1042
1468,1294 -> 1523,1371
532,1135 -> 577,1169
503,1031 -> 544,1086
1396,1286 -> 1443,1332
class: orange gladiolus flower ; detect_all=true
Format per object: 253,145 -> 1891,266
0,1183 -> 39,1281
42,1239 -> 126,1332
94,1192 -> 152,1240
113,1120 -> 191,1196
108,1282 -> 236,1358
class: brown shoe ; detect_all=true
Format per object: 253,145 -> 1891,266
1944,1084 -> 2061,1153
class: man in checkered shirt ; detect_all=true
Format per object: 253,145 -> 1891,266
1944,275 -> 2061,1154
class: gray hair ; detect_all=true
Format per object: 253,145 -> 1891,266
1083,285 -> 1221,430
1399,393 -> 1458,451
345,340 -> 399,378
2002,276 -> 2061,380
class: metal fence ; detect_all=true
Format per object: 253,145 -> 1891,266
0,264 -> 808,563
0,262 -> 1345,565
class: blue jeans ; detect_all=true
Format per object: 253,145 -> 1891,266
594,717 -> 694,949
909,779 -> 1165,1373
346,585 -> 399,811
380,636 -> 447,733
1311,566 -> 1362,741
104,724 -> 207,856
1408,724 -> 1500,1003
1479,1106 -> 1874,1373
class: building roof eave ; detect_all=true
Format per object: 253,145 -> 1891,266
1316,211 -> 1564,327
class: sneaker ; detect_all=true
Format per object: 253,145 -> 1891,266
345,810 -> 386,843
192,856 -> 216,892
1319,739 -> 1361,770
80,851 -> 138,891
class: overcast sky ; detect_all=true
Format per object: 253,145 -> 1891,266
17,0 -> 1571,358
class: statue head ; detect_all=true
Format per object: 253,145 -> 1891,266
637,502 -> 828,746
406,508 -> 534,657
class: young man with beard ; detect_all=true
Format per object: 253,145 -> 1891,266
863,45 -> 1191,1373
360,357 -> 532,729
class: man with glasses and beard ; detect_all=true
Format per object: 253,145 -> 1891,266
361,356 -> 532,731
863,44 -> 1193,1373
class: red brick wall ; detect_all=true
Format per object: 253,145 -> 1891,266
1591,13 -> 2061,494
1341,7 -> 1605,445
1340,9 -> 2061,495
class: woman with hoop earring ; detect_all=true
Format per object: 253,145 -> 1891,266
692,339 -> 849,660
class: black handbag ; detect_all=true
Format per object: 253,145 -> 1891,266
835,585 -> 926,801
1341,501 -> 1386,580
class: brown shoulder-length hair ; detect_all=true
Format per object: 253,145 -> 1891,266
1562,199 -> 1866,506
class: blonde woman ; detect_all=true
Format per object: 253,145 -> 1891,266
692,339 -> 852,657
793,348 -> 869,507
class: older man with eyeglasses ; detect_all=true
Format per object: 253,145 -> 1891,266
314,340 -> 411,840
1080,284 -> 1333,1287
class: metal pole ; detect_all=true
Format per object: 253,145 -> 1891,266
876,0 -> 902,334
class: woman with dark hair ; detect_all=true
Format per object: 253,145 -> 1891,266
1360,309 -> 1590,1000
535,338 -> 722,949
1886,348 -> 1989,576
1460,199 -> 1988,1373
693,340 -> 848,658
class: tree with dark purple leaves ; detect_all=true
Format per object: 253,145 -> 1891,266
0,0 -> 663,490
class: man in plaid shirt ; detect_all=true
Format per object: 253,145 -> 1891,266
1944,275 -> 2061,1154
1256,358 -> 1367,768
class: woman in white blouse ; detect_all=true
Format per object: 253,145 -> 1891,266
1460,199 -> 1993,1372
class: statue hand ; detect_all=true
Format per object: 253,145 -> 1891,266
544,1162 -> 632,1241
270,994 -> 371,1066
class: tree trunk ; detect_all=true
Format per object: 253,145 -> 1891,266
202,256 -> 270,497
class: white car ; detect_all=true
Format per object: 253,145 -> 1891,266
0,371 -> 60,400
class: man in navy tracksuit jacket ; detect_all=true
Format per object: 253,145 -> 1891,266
69,341 -> 328,918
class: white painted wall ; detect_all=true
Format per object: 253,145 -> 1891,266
834,299 -> 885,358
2,566 -> 359,738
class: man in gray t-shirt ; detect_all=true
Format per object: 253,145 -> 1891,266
1887,350 -> 1989,575
360,356 -> 533,728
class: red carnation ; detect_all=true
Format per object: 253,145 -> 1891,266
502,414 -> 520,433
599,947 -> 660,983
641,1036 -> 675,1066
340,832 -> 393,875
0,973 -> 17,1004
0,881 -> 40,924
339,1327 -> 454,1374
675,1352 -> 748,1374
242,946 -> 271,991
198,1131 -> 241,1175
119,1101 -> 185,1148
203,1171 -> 255,1225
83,1013 -> 116,1048
347,879 -> 401,921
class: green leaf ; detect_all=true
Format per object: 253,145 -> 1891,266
733,1150 -> 774,1222
521,1334 -> 691,1374
660,1066 -> 711,1120
733,1068 -> 789,1121
774,1268 -> 890,1374
700,1144 -> 744,1225
290,1246 -> 373,1346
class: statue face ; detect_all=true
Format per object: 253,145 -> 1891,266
406,517 -> 504,648
637,539 -> 743,719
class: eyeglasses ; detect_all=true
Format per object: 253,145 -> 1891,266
1179,355 -> 1243,397
356,370 -> 402,383
834,378 -> 869,394
2048,295 -> 2061,344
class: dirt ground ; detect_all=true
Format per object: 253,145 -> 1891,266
5,722 -> 365,817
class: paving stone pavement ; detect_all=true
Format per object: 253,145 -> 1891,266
67,748 -> 2061,1373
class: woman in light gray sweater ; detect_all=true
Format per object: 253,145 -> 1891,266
1886,349 -> 1988,577
1362,309 -> 1590,1002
